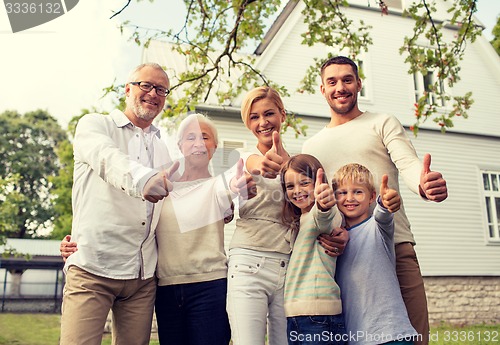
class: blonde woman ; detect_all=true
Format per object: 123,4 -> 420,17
226,86 -> 291,345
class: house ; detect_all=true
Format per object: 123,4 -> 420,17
0,238 -> 64,312
142,0 -> 500,325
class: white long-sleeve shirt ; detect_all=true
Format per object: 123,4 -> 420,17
66,110 -> 172,280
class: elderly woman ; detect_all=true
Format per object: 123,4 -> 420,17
61,113 -> 244,345
154,113 -> 234,345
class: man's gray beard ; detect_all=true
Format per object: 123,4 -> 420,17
127,97 -> 159,122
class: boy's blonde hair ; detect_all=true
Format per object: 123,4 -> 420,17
240,86 -> 285,128
332,163 -> 376,195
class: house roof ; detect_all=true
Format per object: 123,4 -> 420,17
0,238 -> 61,256
254,0 -> 299,55
0,239 -> 63,270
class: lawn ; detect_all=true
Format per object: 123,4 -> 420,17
0,313 -> 159,345
0,313 -> 497,345
428,323 -> 499,345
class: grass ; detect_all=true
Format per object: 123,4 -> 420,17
428,323 -> 499,345
0,313 -> 61,345
0,313 -> 497,345
0,313 -> 159,345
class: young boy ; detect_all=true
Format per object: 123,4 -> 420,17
333,163 -> 418,345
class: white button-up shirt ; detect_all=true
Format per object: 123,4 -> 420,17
66,110 -> 172,279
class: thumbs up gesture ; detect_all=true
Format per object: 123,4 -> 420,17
257,131 -> 289,179
419,153 -> 448,202
230,158 -> 257,201
270,131 -> 288,158
314,168 -> 336,211
143,160 -> 180,203
380,174 -> 401,213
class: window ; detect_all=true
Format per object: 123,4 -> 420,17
413,70 -> 447,107
383,0 -> 403,11
482,171 -> 500,243
209,139 -> 246,178
323,46 -> 370,101
221,140 -> 246,167
357,59 -> 367,98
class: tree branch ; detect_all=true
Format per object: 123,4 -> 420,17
110,0 -> 131,19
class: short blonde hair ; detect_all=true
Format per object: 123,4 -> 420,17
332,163 -> 376,195
240,86 -> 285,128
176,113 -> 219,147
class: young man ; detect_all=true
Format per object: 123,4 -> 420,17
60,63 -> 177,345
302,56 -> 448,345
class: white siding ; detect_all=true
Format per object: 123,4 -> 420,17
144,3 -> 500,138
207,112 -> 500,276
143,0 -> 500,276
256,1 -> 500,137
400,130 -> 500,276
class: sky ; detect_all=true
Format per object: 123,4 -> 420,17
0,0 -> 498,128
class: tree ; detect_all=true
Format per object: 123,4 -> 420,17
492,15 -> 500,55
0,175 -> 26,245
48,139 -> 74,240
111,0 -> 481,135
0,110 -> 67,241
49,110 -> 93,240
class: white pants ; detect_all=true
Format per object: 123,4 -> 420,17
226,248 -> 289,345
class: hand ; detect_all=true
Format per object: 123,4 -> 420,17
318,227 -> 349,257
230,158 -> 258,202
270,130 -> 288,158
223,202 -> 235,224
60,235 -> 78,262
251,132 -> 288,179
419,153 -> 448,202
314,168 -> 335,211
380,174 -> 401,213
143,161 -> 180,203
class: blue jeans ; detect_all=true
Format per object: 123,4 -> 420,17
155,278 -> 231,345
287,315 -> 347,345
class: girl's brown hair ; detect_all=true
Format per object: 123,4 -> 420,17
280,154 -> 327,233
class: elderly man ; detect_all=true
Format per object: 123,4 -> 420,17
60,63 -> 176,345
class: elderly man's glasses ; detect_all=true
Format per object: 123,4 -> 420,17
130,81 -> 170,97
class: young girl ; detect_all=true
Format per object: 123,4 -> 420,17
280,154 -> 346,345
226,86 -> 291,345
